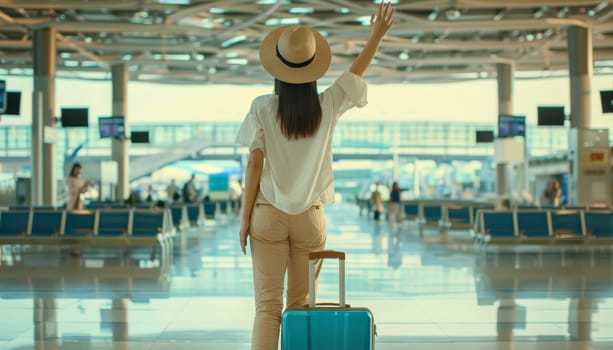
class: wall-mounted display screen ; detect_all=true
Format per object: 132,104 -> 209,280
537,106 -> 566,126
61,108 -> 89,127
475,130 -> 494,143
131,131 -> 149,143
99,116 -> 125,138
498,114 -> 526,138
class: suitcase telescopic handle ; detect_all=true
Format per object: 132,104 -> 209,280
308,250 -> 346,309
309,251 -> 345,260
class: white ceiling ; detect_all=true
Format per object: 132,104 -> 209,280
0,0 -> 612,85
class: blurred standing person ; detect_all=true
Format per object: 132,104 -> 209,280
236,3 -> 395,349
166,178 -> 181,203
544,178 -> 561,207
182,174 -> 198,203
66,162 -> 91,211
145,185 -> 157,203
370,185 -> 384,222
389,181 -> 402,223
65,162 -> 91,258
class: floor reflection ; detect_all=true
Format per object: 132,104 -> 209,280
0,202 -> 612,349
475,246 -> 613,342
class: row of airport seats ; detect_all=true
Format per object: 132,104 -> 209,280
474,208 -> 613,244
358,198 -> 495,230
401,201 -> 495,230
85,199 -> 239,220
0,208 -> 175,261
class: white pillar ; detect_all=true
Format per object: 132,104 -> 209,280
112,64 -> 129,200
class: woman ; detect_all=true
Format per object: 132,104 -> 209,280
389,181 -> 402,223
66,162 -> 91,211
236,2 -> 394,349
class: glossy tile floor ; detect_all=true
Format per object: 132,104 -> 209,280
1,202 -> 613,350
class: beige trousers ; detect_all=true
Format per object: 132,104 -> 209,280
249,193 -> 326,350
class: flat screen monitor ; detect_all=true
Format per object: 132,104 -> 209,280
475,130 -> 494,143
3,91 -> 21,115
131,131 -> 149,143
99,116 -> 125,138
537,106 -> 566,126
498,114 -> 526,137
61,108 -> 89,127
599,90 -> 613,113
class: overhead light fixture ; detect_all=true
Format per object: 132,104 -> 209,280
357,16 -> 372,26
556,7 -> 569,18
265,18 -> 300,26
157,0 -> 191,4
227,58 -> 248,65
209,8 -> 225,14
533,6 -> 547,18
289,7 -> 314,14
445,8 -> 461,19
493,9 -> 506,21
221,35 -> 247,48
373,0 -> 398,4
427,9 -> 439,21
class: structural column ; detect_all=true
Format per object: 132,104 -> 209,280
111,298 -> 129,342
33,27 -> 57,206
495,63 -> 513,197
567,25 -> 592,129
568,298 -> 593,340
34,298 -> 58,346
112,63 -> 129,200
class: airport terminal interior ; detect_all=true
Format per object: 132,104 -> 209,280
2,1 -> 613,349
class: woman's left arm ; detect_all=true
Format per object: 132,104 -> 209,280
239,148 -> 264,254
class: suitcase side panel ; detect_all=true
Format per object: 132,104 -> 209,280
281,308 -> 374,350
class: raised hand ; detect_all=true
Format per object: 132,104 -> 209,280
371,1 -> 395,39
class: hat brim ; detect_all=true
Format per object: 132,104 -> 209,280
259,26 -> 331,84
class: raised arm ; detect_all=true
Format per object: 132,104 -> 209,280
349,1 -> 395,77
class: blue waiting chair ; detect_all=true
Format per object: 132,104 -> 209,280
97,211 -> 130,237
0,211 -> 31,242
447,205 -> 471,228
64,211 -> 96,237
482,211 -> 516,242
30,211 -> 63,238
422,205 -> 442,224
218,201 -> 229,216
132,211 -> 164,237
550,210 -> 584,238
203,202 -> 216,219
403,203 -> 419,220
516,211 -> 550,239
130,210 -> 173,262
584,211 -> 613,238
169,206 -> 187,230
185,204 -> 203,226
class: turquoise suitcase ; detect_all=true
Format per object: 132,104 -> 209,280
281,250 -> 375,350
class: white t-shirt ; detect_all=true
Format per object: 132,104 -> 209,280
66,176 -> 84,210
236,71 -> 367,214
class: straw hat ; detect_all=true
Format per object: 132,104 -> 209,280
259,25 -> 331,84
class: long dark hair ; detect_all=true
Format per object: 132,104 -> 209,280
275,79 -> 322,140
69,162 -> 82,177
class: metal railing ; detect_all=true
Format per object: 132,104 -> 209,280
0,121 -> 570,159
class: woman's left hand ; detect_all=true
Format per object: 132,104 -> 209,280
239,221 -> 250,255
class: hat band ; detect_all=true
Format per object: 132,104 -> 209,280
276,45 -> 316,68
